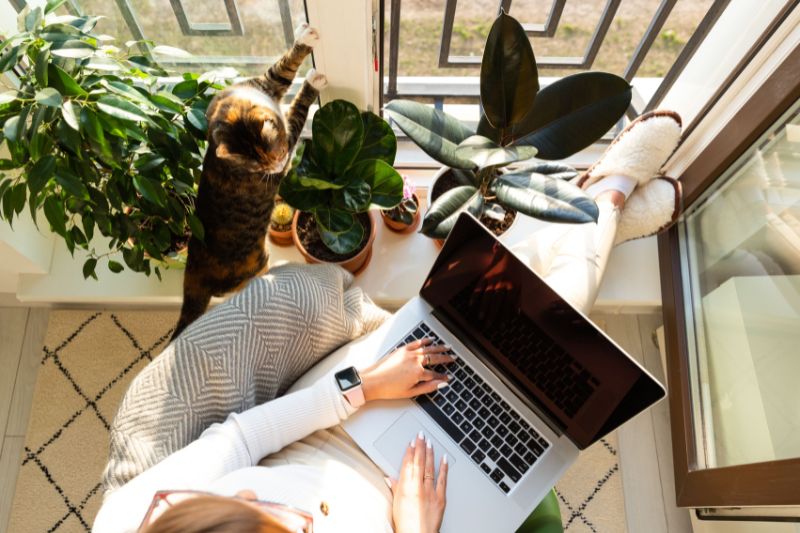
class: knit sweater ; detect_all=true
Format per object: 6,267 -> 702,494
92,369 -> 393,533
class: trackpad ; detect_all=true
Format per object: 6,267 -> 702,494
374,411 -> 456,478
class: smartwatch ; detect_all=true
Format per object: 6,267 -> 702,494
335,366 -> 365,408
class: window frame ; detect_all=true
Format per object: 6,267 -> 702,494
658,38 -> 800,509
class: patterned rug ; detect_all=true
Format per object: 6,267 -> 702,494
8,310 -> 625,532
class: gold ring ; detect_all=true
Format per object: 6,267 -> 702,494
424,354 -> 431,366
424,473 -> 434,480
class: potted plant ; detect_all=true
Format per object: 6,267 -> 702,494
0,1 -> 228,279
279,99 -> 403,274
384,11 -> 633,240
381,174 -> 420,233
268,200 -> 294,246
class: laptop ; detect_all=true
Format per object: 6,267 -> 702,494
342,212 -> 665,532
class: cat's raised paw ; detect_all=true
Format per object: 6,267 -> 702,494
294,23 -> 320,47
306,69 -> 328,90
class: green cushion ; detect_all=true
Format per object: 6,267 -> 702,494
515,489 -> 563,533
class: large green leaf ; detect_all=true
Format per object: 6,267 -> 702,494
513,72 -> 632,159
296,149 -> 348,190
35,47 -> 49,86
97,95 -> 150,123
47,64 -> 87,96
27,154 -> 56,195
455,135 -> 537,170
51,39 -> 94,59
348,159 -> 403,209
335,180 -> 371,212
420,185 -> 485,239
480,13 -> 538,130
55,167 -> 90,199
515,162 -> 578,181
35,87 -> 63,107
492,170 -> 598,223
317,214 -> 365,255
61,100 -> 79,130
312,99 -> 363,175
315,206 -> 354,233
133,174 -> 167,207
354,111 -> 396,165
43,195 -> 66,236
279,169 -> 329,211
384,99 -> 474,170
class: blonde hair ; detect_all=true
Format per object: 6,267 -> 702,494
141,494 -> 293,533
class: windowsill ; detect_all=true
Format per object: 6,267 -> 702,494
14,182 -> 662,311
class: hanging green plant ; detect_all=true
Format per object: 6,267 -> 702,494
0,0 -> 234,279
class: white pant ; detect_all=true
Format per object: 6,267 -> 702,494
511,199 -> 621,315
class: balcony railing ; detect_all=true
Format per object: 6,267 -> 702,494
385,0 -> 732,117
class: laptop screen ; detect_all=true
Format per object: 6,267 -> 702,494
420,213 -> 665,449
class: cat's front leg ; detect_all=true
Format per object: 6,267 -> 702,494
294,22 -> 320,48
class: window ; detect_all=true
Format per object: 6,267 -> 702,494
383,0 -> 728,119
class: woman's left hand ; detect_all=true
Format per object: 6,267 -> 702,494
360,338 -> 455,402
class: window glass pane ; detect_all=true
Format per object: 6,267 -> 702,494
72,0 -> 310,78
679,99 -> 800,468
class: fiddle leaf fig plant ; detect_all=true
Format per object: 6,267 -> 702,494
0,1 -> 232,279
279,99 -> 403,255
385,10 -> 632,239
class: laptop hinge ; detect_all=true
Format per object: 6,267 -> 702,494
431,308 -> 564,438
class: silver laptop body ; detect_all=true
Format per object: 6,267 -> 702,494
342,213 -> 665,532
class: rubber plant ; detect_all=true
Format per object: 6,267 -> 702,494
384,11 -> 633,239
0,0 -> 230,279
279,99 -> 403,255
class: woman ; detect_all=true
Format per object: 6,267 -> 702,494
93,111 -> 682,533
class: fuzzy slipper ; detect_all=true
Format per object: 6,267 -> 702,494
576,110 -> 683,244
614,176 -> 682,244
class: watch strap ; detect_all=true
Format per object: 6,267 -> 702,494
343,383 -> 366,408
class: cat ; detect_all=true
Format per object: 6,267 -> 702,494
171,23 -> 328,341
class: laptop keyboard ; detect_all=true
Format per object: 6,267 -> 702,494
395,322 -> 551,495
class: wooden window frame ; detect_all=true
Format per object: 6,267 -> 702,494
658,43 -> 800,508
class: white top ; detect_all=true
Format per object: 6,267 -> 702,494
92,371 -> 392,533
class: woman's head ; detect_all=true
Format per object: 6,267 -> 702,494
140,493 -> 299,533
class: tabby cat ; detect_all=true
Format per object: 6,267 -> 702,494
171,23 -> 327,340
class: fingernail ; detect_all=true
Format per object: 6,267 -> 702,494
437,382 -> 449,389
426,438 -> 432,449
443,454 -> 448,464
418,430 -> 425,441
411,439 -> 416,448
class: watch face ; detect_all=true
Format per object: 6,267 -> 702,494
335,367 -> 361,391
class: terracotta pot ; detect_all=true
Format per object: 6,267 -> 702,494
268,224 -> 293,246
429,166 -> 518,247
381,193 -> 421,234
292,210 -> 377,275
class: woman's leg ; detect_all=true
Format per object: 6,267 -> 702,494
513,191 -> 625,315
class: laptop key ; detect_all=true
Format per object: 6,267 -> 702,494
473,418 -> 486,430
477,407 -> 490,419
479,439 -> 491,451
505,434 -> 518,447
473,387 -> 486,399
460,439 -> 477,455
499,412 -> 511,425
481,462 -> 492,474
446,391 -> 458,403
415,396 -> 465,444
490,403 -> 503,415
531,441 -> 544,455
490,468 -> 505,483
491,392 -> 501,402
499,481 -> 511,494
460,421 -> 473,433
434,395 -> 447,407
469,429 -> 482,443
523,451 -> 536,465
514,442 -> 527,456
464,377 -> 476,389
452,412 -> 464,425
461,390 -> 473,402
455,399 -> 467,411
452,381 -> 464,393
464,408 -> 476,420
510,410 -> 520,421
472,450 -> 486,464
487,416 -> 499,428
405,335 -> 415,344
420,323 -> 430,333
497,457 -> 522,483
497,425 -> 509,438
500,444 -> 513,457
500,400 -> 510,411
481,395 -> 493,407
508,421 -> 521,434
510,454 -> 528,475
491,435 -> 503,448
412,328 -> 426,339
469,398 -> 482,411
488,448 -> 500,461
481,426 -> 493,439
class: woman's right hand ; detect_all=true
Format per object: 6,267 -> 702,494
389,431 -> 448,533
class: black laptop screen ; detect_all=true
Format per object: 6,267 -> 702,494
420,213 -> 665,449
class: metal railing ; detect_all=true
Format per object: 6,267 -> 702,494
9,0 -> 299,69
386,0 -> 732,116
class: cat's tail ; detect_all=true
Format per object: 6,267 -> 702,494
170,280 -> 212,342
